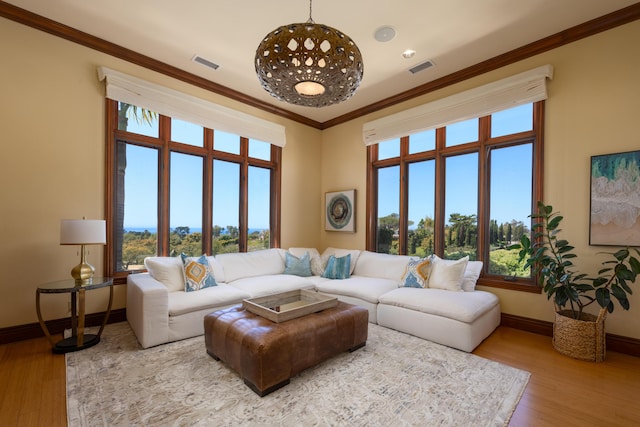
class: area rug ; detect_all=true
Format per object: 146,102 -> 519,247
66,322 -> 529,426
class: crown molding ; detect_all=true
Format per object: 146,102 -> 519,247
1,1 -> 639,129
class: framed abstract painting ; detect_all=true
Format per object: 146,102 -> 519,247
325,190 -> 356,232
590,150 -> 640,246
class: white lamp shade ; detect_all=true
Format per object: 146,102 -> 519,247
60,219 -> 106,245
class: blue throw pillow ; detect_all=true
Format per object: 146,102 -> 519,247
321,254 -> 351,279
180,253 -> 217,292
284,251 -> 312,277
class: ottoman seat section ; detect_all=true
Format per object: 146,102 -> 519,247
204,302 -> 368,396
377,288 -> 500,352
378,287 -> 499,323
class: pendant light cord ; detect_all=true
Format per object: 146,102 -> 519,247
307,0 -> 314,23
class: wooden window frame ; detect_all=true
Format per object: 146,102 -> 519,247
104,99 -> 281,283
366,101 -> 544,292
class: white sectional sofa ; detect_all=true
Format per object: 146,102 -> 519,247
127,247 -> 500,352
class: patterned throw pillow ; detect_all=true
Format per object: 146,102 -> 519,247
180,253 -> 217,292
284,251 -> 312,277
399,258 -> 432,288
321,254 -> 351,279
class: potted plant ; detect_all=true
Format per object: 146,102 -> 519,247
513,201 -> 640,362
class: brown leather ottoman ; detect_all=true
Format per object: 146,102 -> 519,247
204,301 -> 368,396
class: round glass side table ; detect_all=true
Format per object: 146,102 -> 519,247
36,277 -> 114,354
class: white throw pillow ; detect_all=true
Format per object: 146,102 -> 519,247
462,261 -> 483,292
428,255 -> 469,292
144,256 -> 184,292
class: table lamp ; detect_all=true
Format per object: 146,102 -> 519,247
60,218 -> 106,285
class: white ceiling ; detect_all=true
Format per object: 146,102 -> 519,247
5,0 -> 637,123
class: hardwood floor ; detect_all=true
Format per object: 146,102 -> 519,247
1,326 -> 639,426
474,327 -> 640,426
0,333 -> 66,426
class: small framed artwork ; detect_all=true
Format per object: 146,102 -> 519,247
590,149 -> 640,246
325,190 -> 356,232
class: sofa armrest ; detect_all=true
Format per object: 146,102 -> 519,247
127,273 -> 170,348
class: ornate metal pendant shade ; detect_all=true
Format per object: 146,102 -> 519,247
255,1 -> 364,107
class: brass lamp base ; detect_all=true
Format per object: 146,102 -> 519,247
71,244 -> 95,286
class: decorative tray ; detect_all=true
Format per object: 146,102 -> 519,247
242,289 -> 338,323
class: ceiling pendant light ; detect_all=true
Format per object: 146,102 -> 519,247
255,0 -> 364,108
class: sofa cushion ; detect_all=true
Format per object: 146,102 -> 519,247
353,251 -> 415,281
227,274 -> 315,298
284,251 -> 312,277
288,247 -> 323,276
144,256 -> 184,292
321,247 -> 360,275
322,254 -> 351,279
168,284 -> 250,316
216,248 -> 285,282
378,287 -> 499,323
315,276 -> 399,304
428,256 -> 468,291
181,254 -> 217,292
205,256 -> 226,283
399,258 -> 433,288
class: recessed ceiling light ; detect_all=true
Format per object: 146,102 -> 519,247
402,50 -> 416,59
374,26 -> 396,42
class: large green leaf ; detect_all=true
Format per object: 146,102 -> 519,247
547,216 -> 563,230
620,280 -> 633,294
614,248 -> 629,261
611,283 -> 627,300
596,288 -> 610,308
616,296 -> 630,310
554,287 -> 569,307
558,245 -> 575,253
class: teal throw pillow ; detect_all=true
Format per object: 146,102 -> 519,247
180,253 -> 217,292
321,254 -> 351,279
284,251 -> 312,277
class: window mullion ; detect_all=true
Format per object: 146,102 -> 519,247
158,116 -> 171,256
238,138 -> 249,252
202,128 -> 214,254
269,145 -> 282,249
398,137 -> 409,254
366,146 -> 377,252
433,128 -> 446,256
477,117 -> 490,265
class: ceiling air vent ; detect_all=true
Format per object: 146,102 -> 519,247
408,60 -> 435,75
192,55 -> 220,70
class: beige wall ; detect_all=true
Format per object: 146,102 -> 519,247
0,18 -> 321,328
2,16 -> 639,341
321,21 -> 640,339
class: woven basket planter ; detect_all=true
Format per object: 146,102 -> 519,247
553,308 -> 607,362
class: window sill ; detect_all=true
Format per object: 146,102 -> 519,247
477,276 -> 541,293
